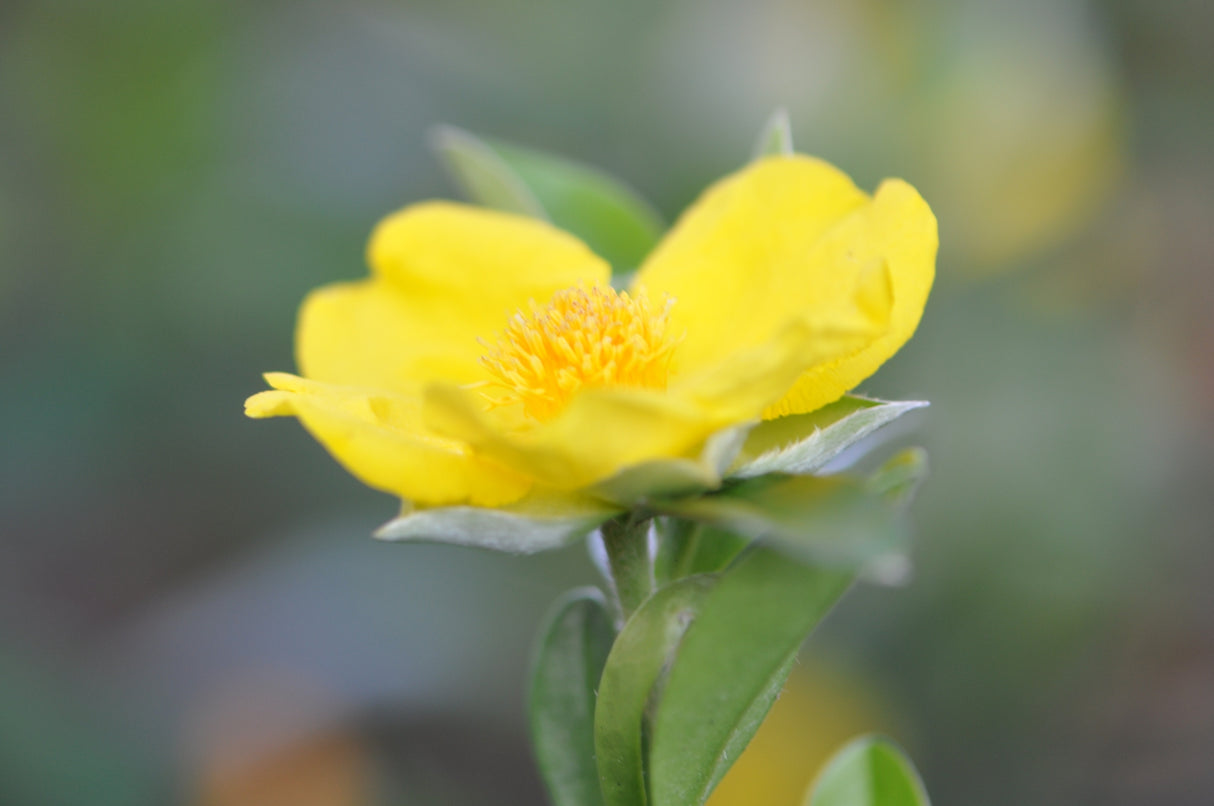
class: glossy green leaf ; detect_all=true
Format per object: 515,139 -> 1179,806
752,108 -> 794,159
529,589 -> 616,806
489,139 -> 665,270
805,736 -> 931,806
731,397 -> 927,479
430,125 -> 547,218
595,576 -> 717,806
655,474 -> 906,571
432,125 -> 665,271
649,547 -> 853,806
375,493 -> 617,554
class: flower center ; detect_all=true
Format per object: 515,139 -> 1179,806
480,285 -> 679,421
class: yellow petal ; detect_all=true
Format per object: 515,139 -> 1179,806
420,265 -> 888,492
634,156 -> 936,417
245,373 -> 530,507
298,201 -> 611,391
672,261 -> 892,421
764,179 -> 937,417
423,382 -> 730,491
634,155 -> 869,375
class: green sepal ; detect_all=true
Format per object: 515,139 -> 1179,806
731,396 -> 927,479
374,493 -> 618,554
528,589 -> 616,806
752,108 -> 794,159
654,473 -> 906,573
595,576 -> 717,806
432,125 -> 665,271
595,424 -> 752,507
804,736 -> 931,806
648,546 -> 854,806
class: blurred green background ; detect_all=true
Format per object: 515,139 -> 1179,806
2,0 -> 1212,804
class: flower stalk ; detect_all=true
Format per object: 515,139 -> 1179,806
599,513 -> 655,624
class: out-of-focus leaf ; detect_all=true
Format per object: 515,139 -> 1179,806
805,736 -> 930,806
430,125 -> 547,218
648,547 -> 853,806
595,576 -> 716,806
732,397 -> 927,479
867,448 -> 929,507
375,493 -> 617,554
431,125 -> 665,271
529,589 -> 616,806
0,651 -> 164,805
752,108 -> 794,159
489,139 -> 665,271
655,474 -> 906,571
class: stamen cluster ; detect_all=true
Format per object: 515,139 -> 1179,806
480,285 -> 679,421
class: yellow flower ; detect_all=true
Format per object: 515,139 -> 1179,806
245,155 -> 936,513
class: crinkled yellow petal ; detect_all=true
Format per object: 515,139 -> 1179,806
245,373 -> 530,507
423,382 -> 730,491
764,179 -> 937,418
672,261 -> 892,420
634,155 -> 869,375
298,201 -> 611,391
634,156 -> 936,418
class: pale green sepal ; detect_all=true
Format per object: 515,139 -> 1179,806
752,108 -> 794,159
430,125 -> 548,218
595,424 -> 753,506
649,547 -> 853,806
375,494 -> 618,554
732,397 -> 927,479
595,576 -> 717,806
529,588 -> 615,806
654,474 -> 907,573
804,735 -> 931,806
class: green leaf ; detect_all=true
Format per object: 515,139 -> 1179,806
731,396 -> 928,479
805,736 -> 931,806
374,493 -> 617,554
752,108 -> 794,159
595,576 -> 717,806
432,125 -> 665,271
655,474 -> 906,572
430,125 -> 547,218
529,589 -> 616,806
648,547 -> 853,806
490,140 -> 665,271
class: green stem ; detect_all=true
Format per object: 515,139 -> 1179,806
599,513 -> 654,624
